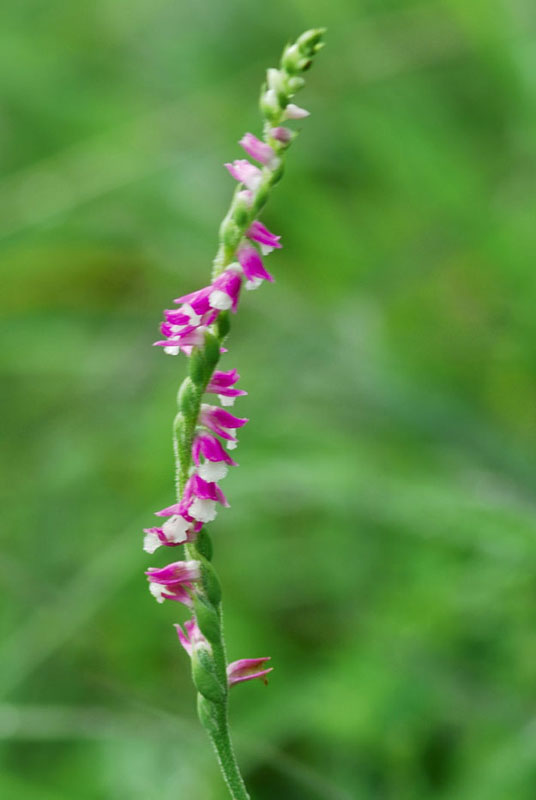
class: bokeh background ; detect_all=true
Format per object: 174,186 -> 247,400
2,1 -> 536,798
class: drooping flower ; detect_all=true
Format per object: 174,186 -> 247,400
175,618 -> 210,656
227,657 -> 273,686
153,326 -> 208,355
142,501 -> 203,554
163,303 -> 203,328
145,560 -> 201,604
180,473 -> 230,524
224,159 -> 263,192
284,102 -> 310,119
247,221 -> 282,254
208,266 -> 242,312
199,404 -> 249,444
237,244 -> 274,290
270,126 -> 294,143
206,369 -> 247,408
192,431 -> 238,482
239,133 -> 279,169
143,519 -> 192,554
173,286 -> 213,314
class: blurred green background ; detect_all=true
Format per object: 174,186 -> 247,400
2,1 -> 536,798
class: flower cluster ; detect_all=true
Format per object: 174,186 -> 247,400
143,120 -> 306,552
142,122 -> 306,688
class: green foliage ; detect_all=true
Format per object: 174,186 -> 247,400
2,1 -> 536,798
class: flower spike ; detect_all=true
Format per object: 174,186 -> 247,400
143,28 -> 325,800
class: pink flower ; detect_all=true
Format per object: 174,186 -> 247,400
206,369 -> 247,408
284,103 -> 309,119
270,126 -> 293,143
224,159 -> 263,192
199,404 -> 249,446
193,431 -> 237,481
237,244 -> 274,289
163,304 -> 202,327
227,657 -> 273,687
143,502 -> 202,554
153,326 -> 207,355
173,286 -> 213,314
142,520 -> 194,554
145,560 -> 201,604
209,267 -> 242,312
239,133 -> 279,169
175,618 -> 210,656
247,221 -> 282,254
181,473 -> 229,523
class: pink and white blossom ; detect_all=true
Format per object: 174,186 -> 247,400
270,126 -> 293,143
209,267 -> 242,312
237,244 -> 274,289
163,304 -> 202,328
173,286 -> 213,314
180,473 -> 230,523
193,431 -> 237,481
143,519 -> 192,554
153,326 -> 208,355
227,657 -> 273,687
175,618 -> 210,656
224,159 -> 263,192
206,369 -> 247,408
284,103 -> 309,119
199,404 -> 249,446
145,560 -> 201,604
247,221 -> 282,255
239,133 -> 280,169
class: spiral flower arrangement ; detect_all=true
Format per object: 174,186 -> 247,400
143,28 -> 325,799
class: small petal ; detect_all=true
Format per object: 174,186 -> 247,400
227,657 -> 273,687
237,244 -> 274,285
192,432 -> 238,467
161,514 -> 191,544
247,221 -> 282,250
199,404 -> 249,440
154,326 -> 207,351
175,618 -> 209,657
173,287 -> 212,314
206,369 -> 247,399
189,497 -> 218,523
239,133 -> 279,169
209,267 -> 242,313
270,126 -> 294,143
143,529 -> 163,554
145,560 -> 201,604
224,159 -> 263,192
197,461 -> 228,482
284,103 -> 309,120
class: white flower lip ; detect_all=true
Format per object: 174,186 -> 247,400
197,461 -> 228,482
149,582 -> 167,603
189,498 -> 218,523
162,514 -> 190,544
209,289 -> 233,311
